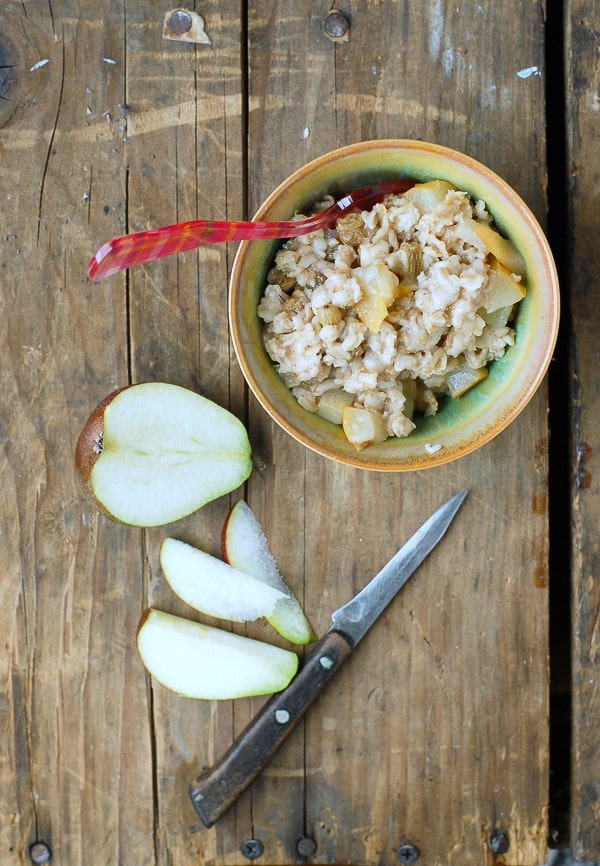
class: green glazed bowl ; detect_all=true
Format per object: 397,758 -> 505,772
229,140 -> 560,470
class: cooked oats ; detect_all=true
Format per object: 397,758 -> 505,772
257,181 -> 526,449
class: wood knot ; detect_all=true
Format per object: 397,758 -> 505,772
0,31 -> 18,127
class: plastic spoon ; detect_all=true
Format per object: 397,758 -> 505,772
87,180 -> 413,282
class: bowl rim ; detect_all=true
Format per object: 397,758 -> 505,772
229,139 -> 560,470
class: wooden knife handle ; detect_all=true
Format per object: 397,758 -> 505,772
189,629 -> 353,828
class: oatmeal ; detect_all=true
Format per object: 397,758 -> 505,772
257,180 -> 527,450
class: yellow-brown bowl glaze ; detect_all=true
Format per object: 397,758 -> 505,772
229,140 -> 560,470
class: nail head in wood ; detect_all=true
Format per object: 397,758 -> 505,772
397,844 -> 420,864
167,10 -> 192,35
240,838 -> 263,860
296,836 -> 317,858
322,9 -> 350,42
490,829 -> 510,854
29,842 -> 52,864
163,8 -> 211,44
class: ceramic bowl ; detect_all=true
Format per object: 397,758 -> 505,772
229,140 -> 560,470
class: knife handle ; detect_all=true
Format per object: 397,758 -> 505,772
189,629 -> 353,828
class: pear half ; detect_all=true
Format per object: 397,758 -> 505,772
75,382 -> 252,527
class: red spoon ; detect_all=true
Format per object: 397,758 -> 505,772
87,180 -> 413,282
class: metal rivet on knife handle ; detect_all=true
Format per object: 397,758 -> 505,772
396,844 -> 420,864
240,838 -> 263,860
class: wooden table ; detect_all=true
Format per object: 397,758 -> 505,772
1,2 -> 598,864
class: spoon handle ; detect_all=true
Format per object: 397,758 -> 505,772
87,216 -> 324,282
87,180 -> 413,282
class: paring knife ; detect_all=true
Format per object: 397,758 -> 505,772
190,490 -> 467,828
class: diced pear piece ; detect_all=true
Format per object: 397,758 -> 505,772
354,264 -> 400,333
483,260 -> 526,313
403,179 -> 456,213
454,218 -> 482,247
385,243 -> 423,280
342,406 -> 388,451
446,365 -> 489,398
470,220 -> 526,277
316,390 -> 356,424
401,378 -> 418,420
137,609 -> 299,700
479,304 -> 515,328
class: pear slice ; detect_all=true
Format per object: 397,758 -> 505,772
160,538 -> 288,622
222,501 -> 316,645
137,609 -> 299,699
75,382 -> 252,527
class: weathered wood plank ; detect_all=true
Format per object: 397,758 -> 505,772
236,8 -> 341,863
566,0 -> 600,858
121,4 -> 247,864
0,5 -> 154,864
243,3 -> 550,864
0,1 -> 560,864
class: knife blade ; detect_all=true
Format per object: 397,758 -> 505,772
189,490 -> 467,828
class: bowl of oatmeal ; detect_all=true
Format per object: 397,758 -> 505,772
229,140 -> 559,470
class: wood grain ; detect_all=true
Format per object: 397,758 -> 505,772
566,0 -> 600,858
244,3 -> 550,865
0,1 -> 565,864
122,4 -> 247,864
0,5 -> 153,864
